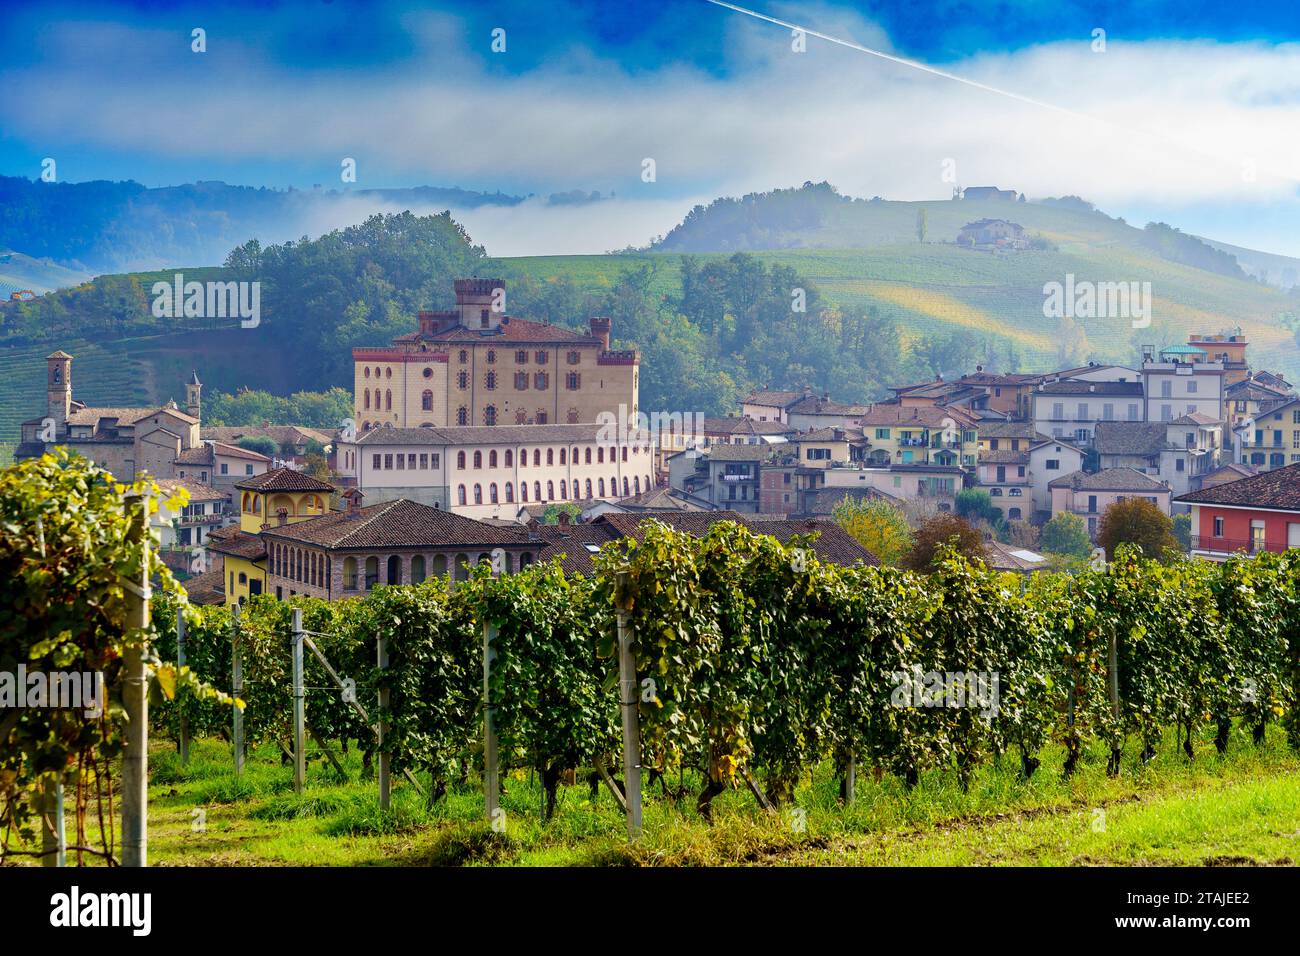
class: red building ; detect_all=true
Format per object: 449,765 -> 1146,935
1176,462 -> 1300,559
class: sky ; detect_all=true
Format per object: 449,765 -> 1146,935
3,0 -> 1300,256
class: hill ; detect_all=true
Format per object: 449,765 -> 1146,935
0,250 -> 91,297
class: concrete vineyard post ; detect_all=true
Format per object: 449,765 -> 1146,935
377,630 -> 390,810
614,572 -> 642,841
483,622 -> 499,823
121,492 -> 150,867
40,776 -> 65,867
231,603 -> 245,776
176,606 -> 189,765
292,608 -> 306,795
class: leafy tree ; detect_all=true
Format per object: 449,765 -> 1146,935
915,207 -> 927,243
1172,512 -> 1192,552
1039,512 -> 1093,558
237,435 -> 278,458
833,495 -> 914,565
1096,498 -> 1179,561
901,513 -> 987,572
955,488 -> 1005,534
541,503 -> 582,525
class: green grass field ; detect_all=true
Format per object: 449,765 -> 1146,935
14,722 -> 1296,867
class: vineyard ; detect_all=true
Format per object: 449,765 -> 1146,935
4,453 -> 1300,865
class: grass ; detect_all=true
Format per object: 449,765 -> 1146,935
11,721 -> 1298,867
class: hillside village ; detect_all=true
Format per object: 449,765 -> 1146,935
15,277 -> 1300,603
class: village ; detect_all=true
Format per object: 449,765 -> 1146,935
15,277 -> 1300,604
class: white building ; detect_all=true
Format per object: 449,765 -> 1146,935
338,423 -> 655,521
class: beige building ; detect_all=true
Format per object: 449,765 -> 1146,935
17,352 -> 206,481
338,422 -> 656,521
353,278 -> 638,432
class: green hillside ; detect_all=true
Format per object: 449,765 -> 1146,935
0,250 -> 92,296
498,240 -> 1300,376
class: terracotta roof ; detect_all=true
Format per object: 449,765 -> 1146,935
615,486 -> 716,511
1169,412 -> 1222,426
707,443 -> 771,461
354,422 -> 606,446
66,406 -> 165,427
1048,467 -> 1170,492
262,498 -> 532,550
797,426 -> 863,442
979,448 -> 1030,465
979,421 -> 1040,439
1093,422 -> 1167,457
1034,381 -> 1143,396
181,558 -> 226,605
203,425 -> 333,447
786,396 -> 870,416
742,390 -> 806,408
157,478 -> 226,502
234,467 -> 335,493
858,405 -> 977,427
206,527 -> 266,560
534,511 -> 877,576
703,417 -> 793,436
1175,462 -> 1300,510
798,486 -> 896,515
175,440 -> 273,465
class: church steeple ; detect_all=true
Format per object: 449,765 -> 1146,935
186,370 -> 202,421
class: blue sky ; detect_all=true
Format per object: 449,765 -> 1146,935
3,1 -> 1300,254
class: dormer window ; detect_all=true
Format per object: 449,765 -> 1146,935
481,310 -> 490,328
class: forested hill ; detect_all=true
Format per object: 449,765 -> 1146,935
0,176 -> 526,274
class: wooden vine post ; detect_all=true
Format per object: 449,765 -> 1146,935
120,491 -> 151,867
377,628 -> 390,810
231,603 -> 245,776
482,622 -> 499,824
291,608 -> 306,795
845,753 -> 856,805
614,572 -> 643,840
176,606 -> 189,765
40,775 -> 65,867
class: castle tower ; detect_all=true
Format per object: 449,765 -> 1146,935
46,350 -> 72,425
186,370 -> 202,421
454,278 -> 505,330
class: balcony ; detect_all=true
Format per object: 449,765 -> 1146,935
1189,535 -> 1288,556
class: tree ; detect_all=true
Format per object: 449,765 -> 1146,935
541,503 -> 582,525
1096,498 -> 1179,561
1039,512 -> 1092,558
956,488 -> 1005,533
901,513 -> 987,572
833,495 -> 914,565
915,208 -> 928,243
237,435 -> 278,458
1172,512 -> 1192,552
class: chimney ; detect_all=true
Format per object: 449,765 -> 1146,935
557,510 -> 572,527
276,507 -> 288,527
589,316 -> 611,351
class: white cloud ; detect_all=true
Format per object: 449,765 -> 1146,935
6,9 -> 1300,253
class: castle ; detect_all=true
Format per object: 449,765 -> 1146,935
352,278 -> 639,431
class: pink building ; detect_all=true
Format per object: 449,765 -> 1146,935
1048,467 -> 1172,539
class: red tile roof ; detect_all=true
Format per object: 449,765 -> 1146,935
234,467 -> 335,493
1175,462 -> 1300,511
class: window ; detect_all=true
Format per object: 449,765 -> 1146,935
585,447 -> 592,464
1076,403 -> 1088,421
536,411 -> 548,424
423,366 -> 433,379
1161,381 -> 1172,398
486,350 -> 496,364
1187,380 -> 1197,394
559,480 -> 567,499
567,407 -> 579,423
1161,405 -> 1173,422
385,389 -> 392,410
598,478 -> 606,496
411,555 -> 426,585
547,481 -> 555,500
343,557 -> 358,591
505,482 -> 514,503
422,390 -> 433,411
875,428 -> 890,439
459,350 -> 468,363
566,372 -> 581,390
458,371 -> 469,389
473,450 -> 482,469
516,350 -> 528,364
220,462 -> 229,475
515,372 -> 528,390
567,350 -> 580,365
384,454 -> 393,469
457,485 -> 466,506
245,464 -> 253,475
559,448 -> 567,465
419,453 -> 428,468
520,482 -> 528,502
473,483 -> 483,504
1052,403 -> 1064,420
1045,459 -> 1060,470
480,310 -> 490,328
364,367 -> 371,378
547,448 -> 554,465
457,451 -> 466,469
504,449 -> 512,467
1087,495 -> 1097,513
396,454 -> 405,470
373,454 -> 382,470
1128,404 -> 1139,421
585,478 -> 593,498
535,351 -> 548,364
1102,404 -> 1114,421
430,454 -> 440,468
598,447 -> 605,464
534,481 -> 542,501
534,372 -> 549,390
489,450 -> 498,468
485,371 -> 497,390
484,405 -> 497,426
457,406 -> 469,426
1176,459 -> 1185,472
1213,516 -> 1224,537
490,483 -> 498,503
516,410 -> 528,424
533,449 -> 541,467
364,389 -> 371,410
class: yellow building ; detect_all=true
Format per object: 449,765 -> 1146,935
353,278 -> 638,432
207,468 -> 334,607
858,405 -> 979,468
